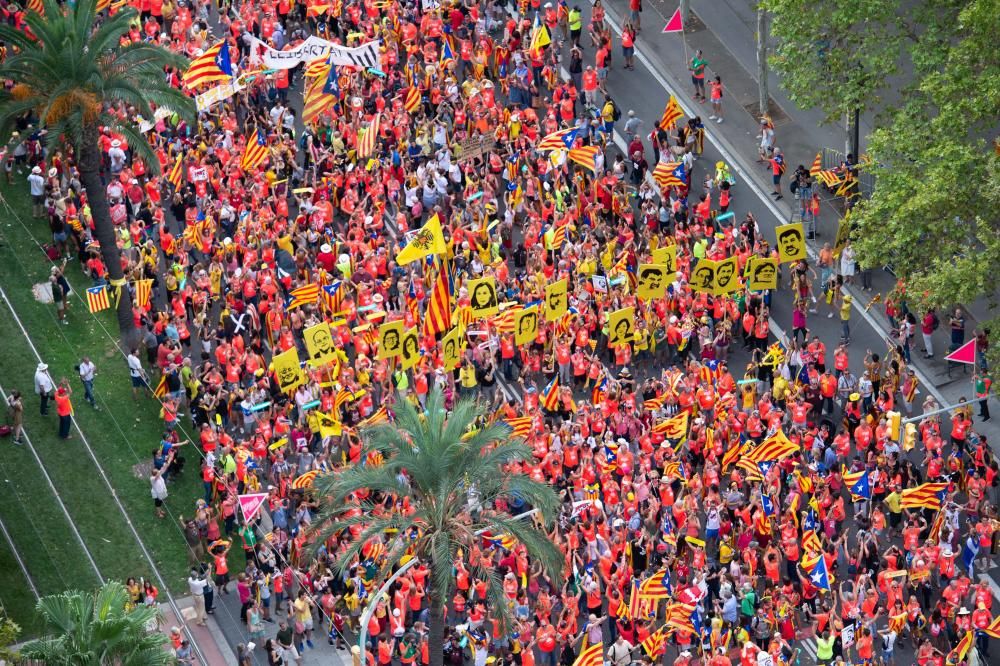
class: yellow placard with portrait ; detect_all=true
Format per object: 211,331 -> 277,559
650,245 -> 677,273
636,264 -> 669,300
467,277 -> 499,319
690,259 -> 717,294
377,320 -> 405,360
399,326 -> 421,370
441,326 -> 464,371
775,223 -> 807,264
748,257 -> 779,291
515,306 -> 540,346
303,322 -> 337,367
544,278 -> 569,322
607,307 -> 636,348
833,215 -> 852,258
271,347 -> 306,393
714,256 -> 740,295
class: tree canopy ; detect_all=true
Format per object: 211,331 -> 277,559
765,0 -> 1000,365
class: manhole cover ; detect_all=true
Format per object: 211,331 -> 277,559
742,97 -> 790,126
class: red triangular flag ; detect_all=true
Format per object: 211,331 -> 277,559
663,8 -> 684,33
238,493 -> 269,522
944,338 -> 976,365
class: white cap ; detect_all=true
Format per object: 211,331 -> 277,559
31,166 -> 41,174
320,243 -> 332,254
37,362 -> 48,371
111,139 -> 122,147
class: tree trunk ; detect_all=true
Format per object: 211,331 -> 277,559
428,593 -> 445,666
78,122 -> 136,350
756,4 -> 769,118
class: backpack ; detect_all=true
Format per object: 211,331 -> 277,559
930,311 -> 940,331
611,100 -> 621,121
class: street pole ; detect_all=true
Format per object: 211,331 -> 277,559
756,4 -> 769,118
679,0 -> 690,27
850,107 -> 860,160
358,557 -> 419,666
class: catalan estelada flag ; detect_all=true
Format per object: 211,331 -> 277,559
166,155 -> 184,190
540,377 -> 560,411
640,628 -> 667,658
653,411 -> 689,441
900,482 -> 949,511
842,466 -> 871,501
286,283 -> 320,310
182,41 -> 233,89
321,282 -> 344,313
86,285 -> 110,313
537,127 -> 579,152
652,160 -> 687,188
359,406 -> 390,428
658,95 -> 684,131
241,127 -> 269,172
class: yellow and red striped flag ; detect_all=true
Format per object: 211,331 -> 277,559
302,78 -> 335,126
286,283 -> 320,310
359,406 -> 390,428
241,127 -> 269,172
86,285 -> 111,313
720,438 -> 746,471
743,429 -> 799,463
357,114 -> 381,159
95,0 -> 111,11
946,631 -> 973,664
134,279 -> 153,308
166,155 -> 184,190
984,614 -> 1000,639
652,411 -> 689,440
567,145 -> 600,173
422,258 -> 452,336
652,160 -> 686,188
403,87 -> 421,113
182,41 -> 233,89
658,95 -> 684,131
540,377 -> 560,411
900,482 -> 949,511
26,0 -> 43,14
809,152 -> 822,176
292,470 -> 319,489
153,374 -> 169,398
572,642 -> 602,666
504,416 -> 533,438
640,628 -> 667,658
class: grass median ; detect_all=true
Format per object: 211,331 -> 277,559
0,181 -> 200,635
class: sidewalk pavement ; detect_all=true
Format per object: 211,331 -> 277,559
595,0 -> 998,444
159,596 -> 236,665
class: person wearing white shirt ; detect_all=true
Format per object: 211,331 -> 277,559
27,165 -> 45,217
33,362 -> 54,415
126,349 -> 146,399
78,357 -> 98,409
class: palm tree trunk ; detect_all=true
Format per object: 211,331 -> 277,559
78,122 -> 136,349
428,592 -> 445,666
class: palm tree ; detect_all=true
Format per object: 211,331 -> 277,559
20,580 -> 173,665
0,0 -> 193,346
310,388 -> 564,666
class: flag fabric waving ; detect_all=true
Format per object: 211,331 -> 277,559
799,552 -> 831,590
900,482 -> 949,510
658,95 -> 684,130
809,152 -> 822,176
540,377 -> 561,411
504,416 -> 533,438
241,127 -> 269,172
640,628 -> 667,658
287,283 -> 320,310
395,214 -> 447,265
167,155 -> 184,189
842,466 -> 871,501
572,642 -> 602,666
567,145 -> 600,172
183,41 -> 233,88
743,429 -> 799,463
86,285 -> 111,313
403,86 -> 421,113
652,160 -> 686,188
538,127 -> 579,152
653,411 -> 689,440
422,257 -> 453,336
134,279 -> 153,308
357,114 -> 381,159
153,374 -> 169,398
302,77 -> 336,125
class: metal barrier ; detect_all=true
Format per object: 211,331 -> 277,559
820,147 -> 876,199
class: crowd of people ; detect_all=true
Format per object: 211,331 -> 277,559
8,0 -> 1000,664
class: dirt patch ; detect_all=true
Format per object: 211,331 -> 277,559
742,97 -> 790,126
32,282 -> 53,304
132,460 -> 153,479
